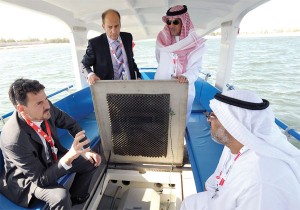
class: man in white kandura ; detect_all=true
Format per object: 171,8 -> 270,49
155,5 -> 206,122
181,90 -> 300,210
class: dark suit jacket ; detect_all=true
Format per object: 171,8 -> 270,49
0,102 -> 82,207
81,32 -> 141,80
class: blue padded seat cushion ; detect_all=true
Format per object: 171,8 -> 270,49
56,112 -> 99,149
185,113 -> 223,192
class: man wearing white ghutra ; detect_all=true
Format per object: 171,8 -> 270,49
181,90 -> 300,210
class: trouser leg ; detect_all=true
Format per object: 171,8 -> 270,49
33,184 -> 71,210
69,155 -> 97,197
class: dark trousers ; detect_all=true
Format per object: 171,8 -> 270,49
33,155 -> 97,209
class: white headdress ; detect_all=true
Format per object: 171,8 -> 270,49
210,90 -> 300,183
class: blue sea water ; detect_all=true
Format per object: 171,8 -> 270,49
0,36 -> 299,133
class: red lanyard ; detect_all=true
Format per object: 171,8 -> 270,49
217,147 -> 248,186
212,147 -> 249,199
23,117 -> 58,161
172,53 -> 178,77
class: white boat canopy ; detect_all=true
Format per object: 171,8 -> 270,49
1,0 -> 270,89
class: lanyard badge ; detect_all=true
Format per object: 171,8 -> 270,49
23,116 -> 58,161
211,147 -> 249,199
172,53 -> 178,78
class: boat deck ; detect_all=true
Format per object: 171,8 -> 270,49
0,76 -> 223,209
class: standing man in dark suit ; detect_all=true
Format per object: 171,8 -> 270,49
81,9 -> 142,84
0,78 -> 101,209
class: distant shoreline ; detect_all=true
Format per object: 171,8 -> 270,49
0,42 -> 70,49
0,38 -> 69,48
1,32 -> 300,48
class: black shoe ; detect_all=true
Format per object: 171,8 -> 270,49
71,193 -> 90,205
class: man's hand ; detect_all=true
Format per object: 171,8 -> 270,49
83,151 -> 101,167
61,131 -> 91,166
172,75 -> 188,83
87,74 -> 101,85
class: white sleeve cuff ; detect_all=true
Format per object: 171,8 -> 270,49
60,159 -> 72,170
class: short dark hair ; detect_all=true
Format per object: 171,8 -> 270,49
102,9 -> 121,24
9,78 -> 45,106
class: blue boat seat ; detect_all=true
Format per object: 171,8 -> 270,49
141,70 -> 155,80
0,87 -> 100,210
186,78 -> 223,192
54,87 -> 100,149
191,78 -> 206,113
185,114 -> 224,192
56,112 -> 99,149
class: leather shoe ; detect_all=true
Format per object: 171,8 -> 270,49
71,193 -> 90,205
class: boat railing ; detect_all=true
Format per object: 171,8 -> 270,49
1,79 -> 299,142
226,83 -> 235,90
139,67 -> 157,70
47,85 -> 73,98
275,119 -> 300,141
200,72 -> 211,81
140,67 -> 212,81
0,85 -> 74,126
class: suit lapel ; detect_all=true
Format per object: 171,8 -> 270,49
120,33 -> 129,58
17,113 -> 42,145
17,113 -> 51,164
120,33 -> 133,77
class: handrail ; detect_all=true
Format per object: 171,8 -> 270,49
0,85 -> 74,122
47,85 -> 73,98
200,72 -> 211,81
140,67 -> 157,70
2,83 -> 299,141
275,118 -> 300,141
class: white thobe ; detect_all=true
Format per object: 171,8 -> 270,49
155,39 -> 206,122
181,147 -> 300,210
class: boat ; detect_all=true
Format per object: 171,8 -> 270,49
0,0 -> 299,209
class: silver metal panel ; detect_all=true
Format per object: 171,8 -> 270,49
91,80 -> 187,165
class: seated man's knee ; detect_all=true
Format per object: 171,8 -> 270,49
50,187 -> 71,208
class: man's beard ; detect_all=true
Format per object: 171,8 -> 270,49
211,127 -> 231,145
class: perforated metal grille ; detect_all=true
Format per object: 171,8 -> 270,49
107,94 -> 170,157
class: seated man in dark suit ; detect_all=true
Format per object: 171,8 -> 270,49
0,78 -> 101,209
81,9 -> 142,84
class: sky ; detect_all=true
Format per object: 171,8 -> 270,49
239,0 -> 300,33
0,0 -> 299,40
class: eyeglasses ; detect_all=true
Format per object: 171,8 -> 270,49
166,19 -> 180,25
205,112 -> 217,120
